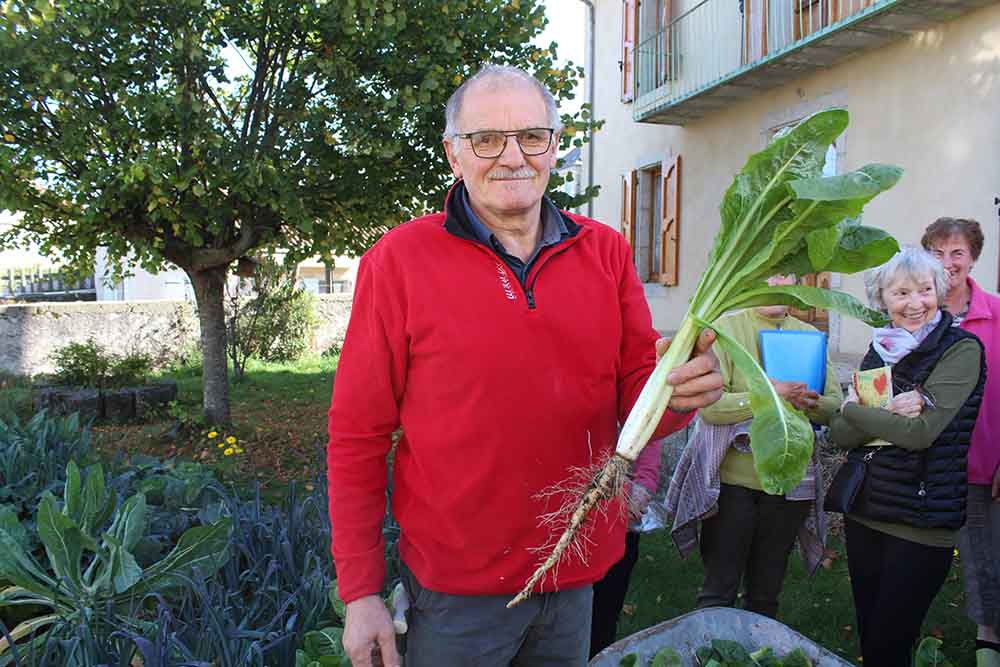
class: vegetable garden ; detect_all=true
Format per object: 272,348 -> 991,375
0,407 -> 371,665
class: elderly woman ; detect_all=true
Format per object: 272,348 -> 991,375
829,247 -> 985,667
922,218 -> 1000,667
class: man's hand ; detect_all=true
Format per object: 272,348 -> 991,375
887,390 -> 923,418
656,329 -> 723,412
343,595 -> 401,667
627,483 -> 652,523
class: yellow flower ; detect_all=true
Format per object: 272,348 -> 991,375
234,447 -> 244,454
208,431 -> 218,439
225,436 -> 237,445
217,443 -> 224,448
224,447 -> 234,456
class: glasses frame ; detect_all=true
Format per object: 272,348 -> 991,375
455,127 -> 555,159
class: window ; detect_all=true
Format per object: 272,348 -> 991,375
620,154 -> 681,285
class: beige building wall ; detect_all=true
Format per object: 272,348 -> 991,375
587,1 -> 1000,355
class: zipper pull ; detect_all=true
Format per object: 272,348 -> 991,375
917,482 -> 927,497
526,288 -> 536,310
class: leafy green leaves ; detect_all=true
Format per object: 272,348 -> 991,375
693,640 -> 814,666
720,285 -> 888,328
700,318 -> 814,495
0,461 -> 233,657
639,109 -> 901,494
913,637 -> 954,667
295,625 -> 348,666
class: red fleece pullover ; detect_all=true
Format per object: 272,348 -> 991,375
327,205 -> 692,603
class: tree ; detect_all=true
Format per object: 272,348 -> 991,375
0,0 -> 598,424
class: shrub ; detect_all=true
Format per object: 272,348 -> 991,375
50,339 -> 152,389
50,339 -> 108,388
226,258 -> 319,381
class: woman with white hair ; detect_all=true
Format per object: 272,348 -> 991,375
829,246 -> 986,666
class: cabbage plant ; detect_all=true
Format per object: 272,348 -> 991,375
511,109 -> 901,606
0,461 -> 232,661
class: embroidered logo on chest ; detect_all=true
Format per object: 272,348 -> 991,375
495,263 -> 517,301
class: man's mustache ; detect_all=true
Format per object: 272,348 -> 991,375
488,167 -> 537,180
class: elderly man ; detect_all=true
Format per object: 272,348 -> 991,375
327,64 -> 723,667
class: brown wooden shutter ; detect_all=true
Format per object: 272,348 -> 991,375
622,0 -> 637,102
659,155 -> 680,286
621,170 -> 637,250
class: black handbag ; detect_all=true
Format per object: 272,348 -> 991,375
824,448 -> 877,514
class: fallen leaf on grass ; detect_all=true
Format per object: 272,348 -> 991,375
622,604 -> 637,616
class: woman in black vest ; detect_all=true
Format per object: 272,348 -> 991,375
829,247 -> 985,667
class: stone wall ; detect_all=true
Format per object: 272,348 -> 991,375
0,294 -> 353,376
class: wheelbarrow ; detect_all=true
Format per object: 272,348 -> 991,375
589,607 -> 855,667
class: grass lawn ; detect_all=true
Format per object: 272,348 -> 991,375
620,528 -> 975,666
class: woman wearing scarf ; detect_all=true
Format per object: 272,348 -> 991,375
829,247 -> 985,667
922,218 -> 1000,667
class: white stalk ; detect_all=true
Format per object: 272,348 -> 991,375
615,317 -> 701,461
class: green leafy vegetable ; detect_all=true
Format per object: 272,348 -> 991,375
781,648 -> 813,667
913,637 -> 953,667
653,647 -> 683,667
619,653 -> 639,667
694,641 -> 813,666
511,109 -> 901,606
620,109 -> 900,493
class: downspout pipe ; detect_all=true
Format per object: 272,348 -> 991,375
576,0 -> 596,218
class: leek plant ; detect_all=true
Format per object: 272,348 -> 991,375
510,109 -> 901,607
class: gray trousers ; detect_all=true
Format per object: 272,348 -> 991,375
958,484 -> 1000,631
400,562 -> 593,667
697,483 -> 810,619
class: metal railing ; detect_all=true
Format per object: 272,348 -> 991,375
318,279 -> 352,294
635,0 -> 884,117
1,265 -> 95,300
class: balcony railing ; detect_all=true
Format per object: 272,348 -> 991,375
634,0 -> 895,122
1,265 -> 96,302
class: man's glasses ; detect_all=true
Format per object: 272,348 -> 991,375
455,128 -> 554,159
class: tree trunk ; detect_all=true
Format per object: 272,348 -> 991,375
187,265 -> 231,425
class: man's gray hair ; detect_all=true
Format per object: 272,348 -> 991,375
443,64 -> 563,149
866,246 -> 949,311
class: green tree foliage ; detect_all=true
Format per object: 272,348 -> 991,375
0,0 -> 597,423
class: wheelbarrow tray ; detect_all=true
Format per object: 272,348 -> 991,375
589,607 -> 854,666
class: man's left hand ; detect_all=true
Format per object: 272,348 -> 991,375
656,329 -> 723,412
